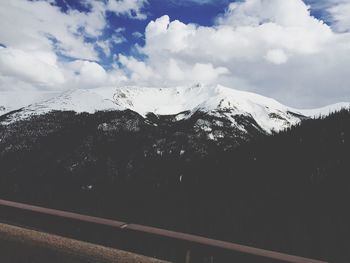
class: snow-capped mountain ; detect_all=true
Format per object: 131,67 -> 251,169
113,84 -> 302,133
297,102 -> 350,118
1,91 -> 350,263
1,84 -> 349,135
0,90 -> 60,115
0,84 -> 297,133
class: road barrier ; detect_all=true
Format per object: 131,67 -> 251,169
0,199 -> 328,263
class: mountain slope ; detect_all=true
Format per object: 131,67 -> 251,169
3,84 -> 349,134
113,84 -> 305,133
1,84 -> 308,134
297,102 -> 350,118
1,105 -> 350,262
0,90 -> 60,115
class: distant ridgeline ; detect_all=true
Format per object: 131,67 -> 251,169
0,108 -> 350,262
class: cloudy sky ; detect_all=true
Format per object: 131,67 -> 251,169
0,0 -> 350,109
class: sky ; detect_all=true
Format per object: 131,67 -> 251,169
0,0 -> 350,109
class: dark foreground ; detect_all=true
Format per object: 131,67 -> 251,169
0,199 -> 327,263
0,222 -> 168,263
1,110 -> 350,262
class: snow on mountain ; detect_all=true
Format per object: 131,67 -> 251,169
114,84 -> 281,114
0,90 -> 60,115
296,102 -> 350,118
1,84 -> 349,134
0,88 -> 118,123
112,84 -> 304,132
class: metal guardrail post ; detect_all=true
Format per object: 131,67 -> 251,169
185,249 -> 191,263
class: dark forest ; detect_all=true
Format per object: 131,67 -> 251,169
1,109 -> 350,262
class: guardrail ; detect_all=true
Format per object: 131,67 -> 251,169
0,199 -> 328,263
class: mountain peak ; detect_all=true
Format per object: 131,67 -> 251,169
1,84 -> 349,134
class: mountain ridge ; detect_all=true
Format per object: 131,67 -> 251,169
1,84 -> 349,135
1,102 -> 350,262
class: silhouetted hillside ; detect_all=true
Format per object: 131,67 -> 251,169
1,109 -> 350,262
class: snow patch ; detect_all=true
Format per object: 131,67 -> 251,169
2,84 -> 349,134
296,102 -> 350,118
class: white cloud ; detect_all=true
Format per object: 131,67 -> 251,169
306,0 -> 347,12
116,0 -> 350,107
138,1 -> 333,69
1,0 -> 350,110
119,54 -> 157,81
0,0 -> 148,108
107,0 -> 148,20
328,2 -> 350,32
59,59 -> 128,91
0,0 -> 103,60
0,47 -> 64,88
97,31 -> 127,57
218,0 -> 318,27
169,0 -> 230,6
132,31 -> 144,39
265,49 -> 288,64
118,52 -> 229,86
192,63 -> 229,83
0,0 -> 148,60
68,61 -> 108,85
305,1 -> 350,32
